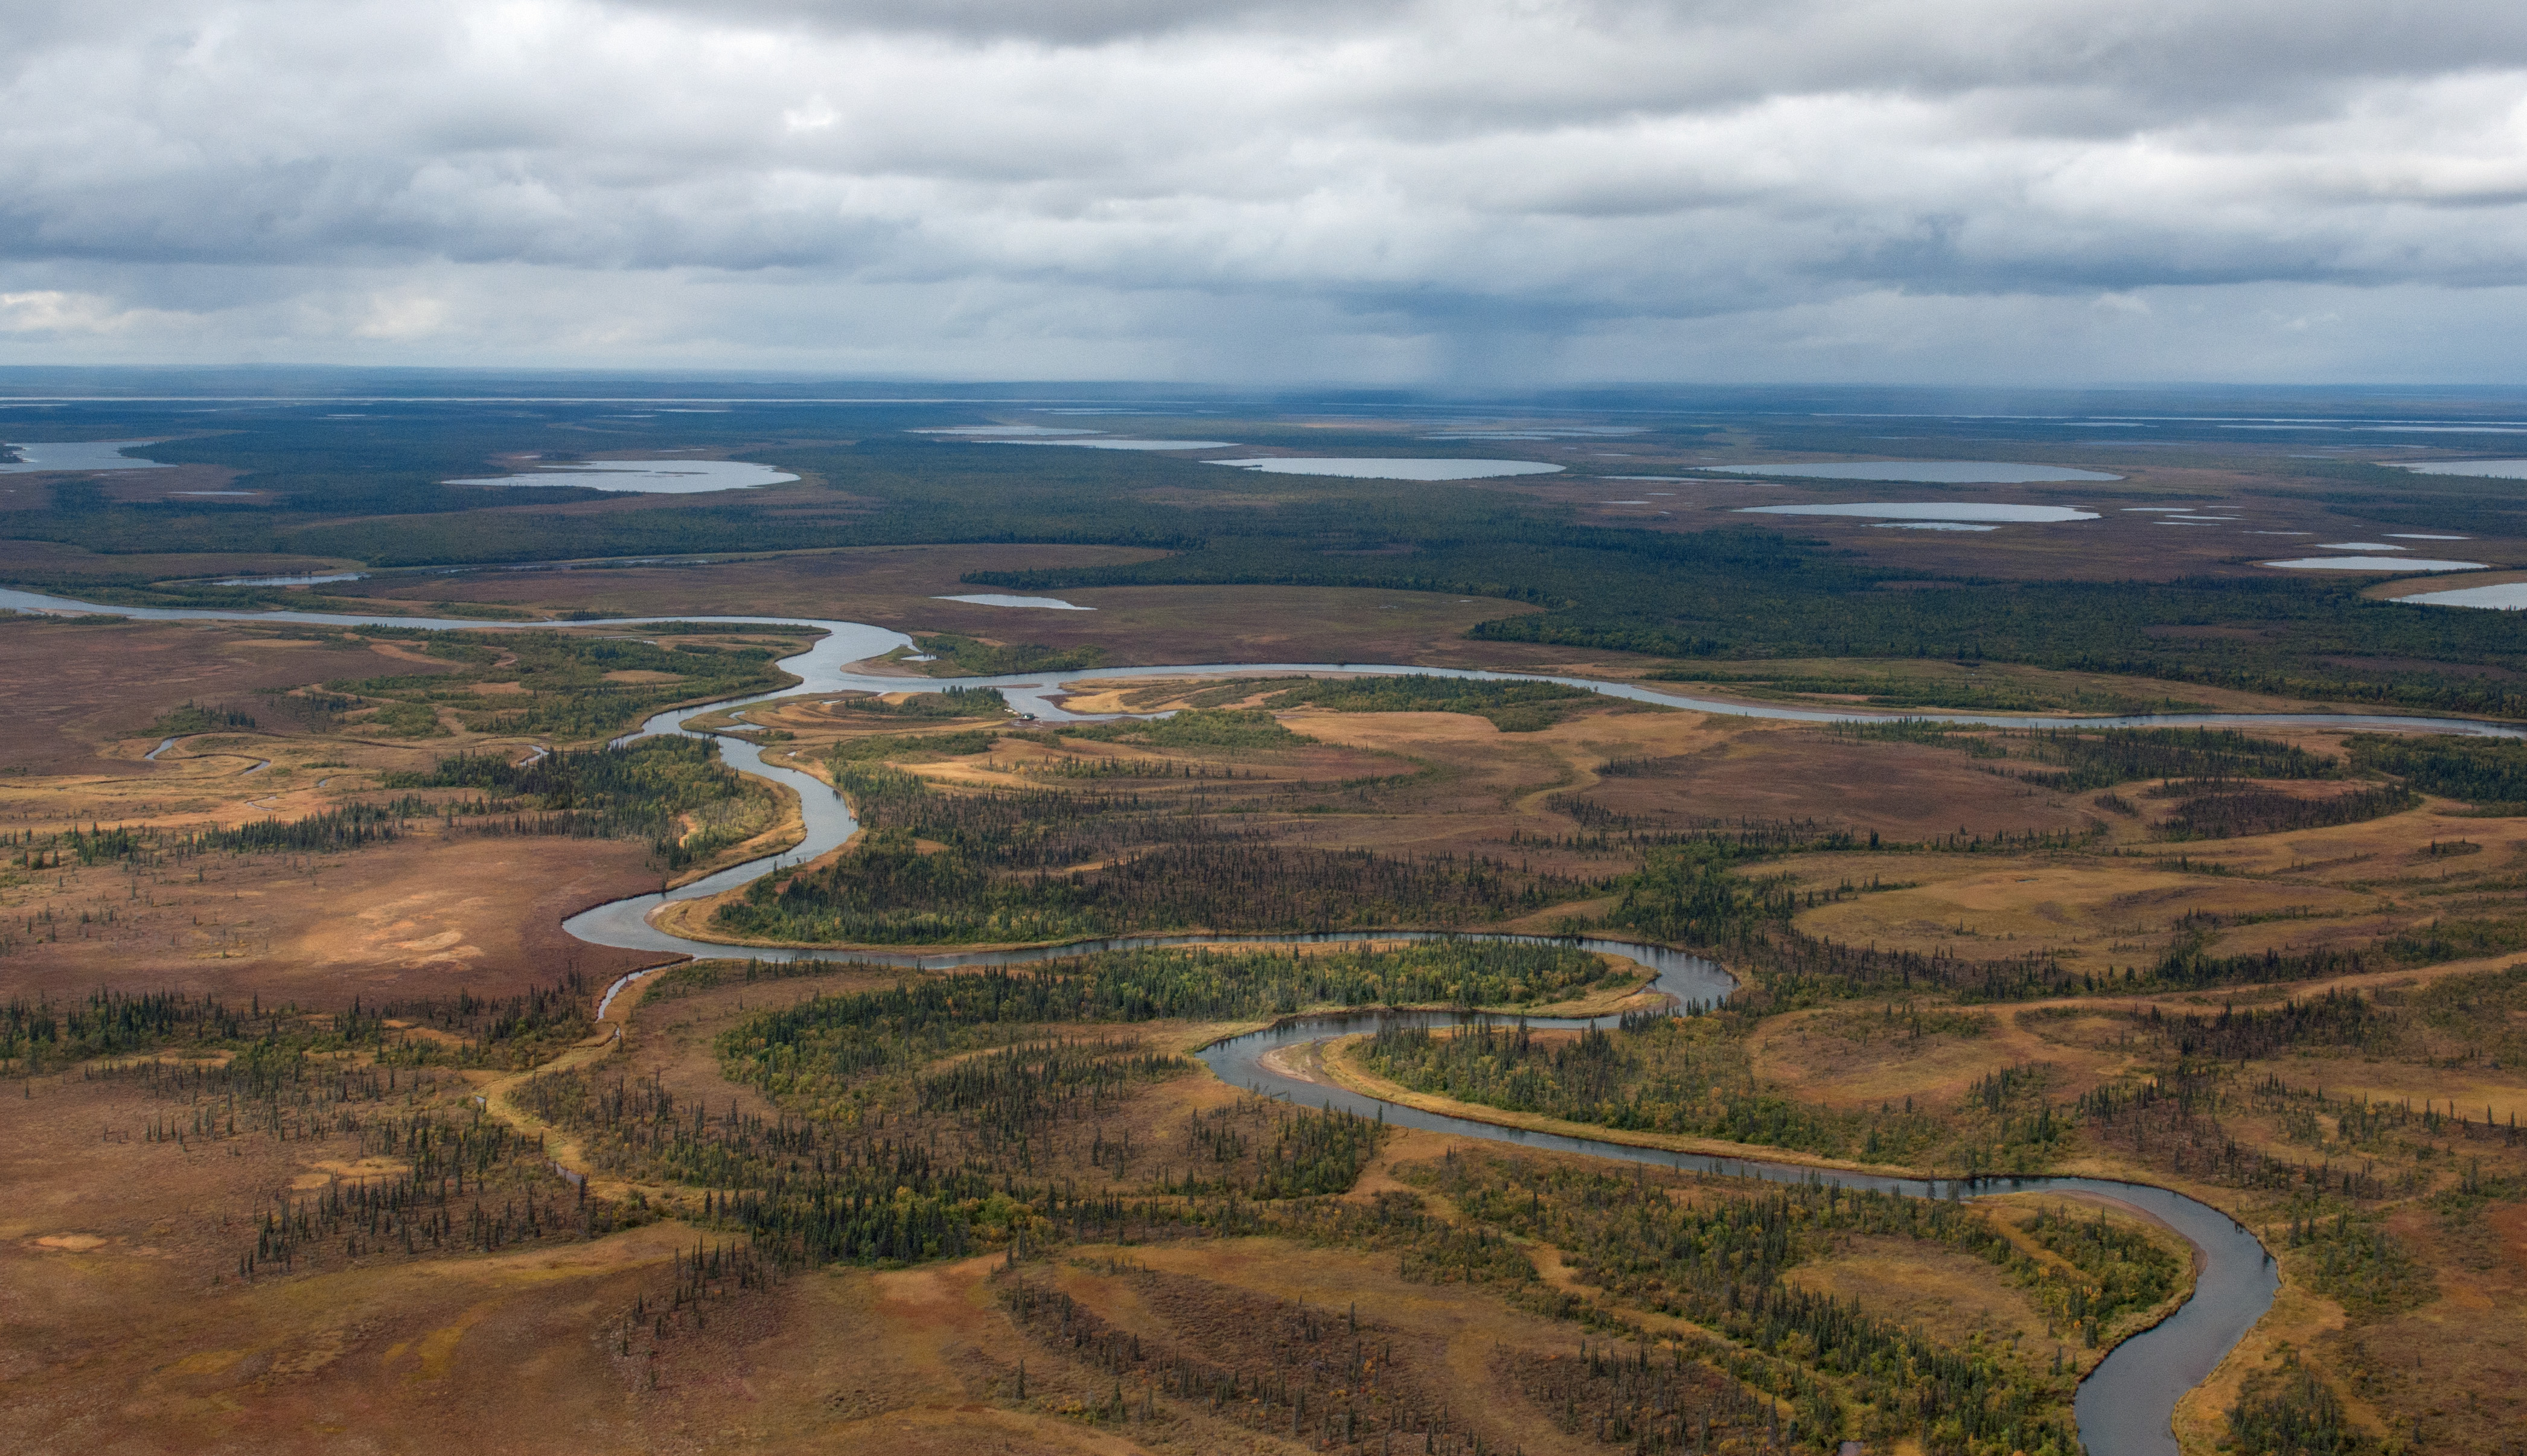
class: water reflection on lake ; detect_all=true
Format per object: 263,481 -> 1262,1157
2263,556 -> 2487,572
211,572 -> 368,587
1706,461 -> 2121,483
992,438 -> 1238,451
442,459 -> 799,493
2401,580 -> 2527,608
1209,457 -> 1564,481
1740,502 -> 2100,523
2394,459 -> 2527,479
2,439 -> 173,473
933,593 -> 1092,610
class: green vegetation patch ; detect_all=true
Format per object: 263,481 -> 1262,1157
1647,665 -> 2199,715
2348,732 -> 2527,812
718,942 -> 1620,1100
1,975 -> 591,1076
1362,1018 -> 2068,1173
145,700 -> 259,736
828,685 -> 1008,718
324,628 -> 793,741
717,761 -> 1594,944
828,729 -> 1001,762
1064,707 -> 1312,749
2284,1211 -> 2437,1317
1417,1152 -> 2091,1454
2014,1202 -> 2182,1342
2152,784 -> 2418,840
1262,675 -> 1600,732
380,735 -> 759,870
516,948 -> 1536,1266
904,633 -> 1104,676
360,700 -> 446,737
2225,1356 -> 2380,1456
1825,721 -> 2337,790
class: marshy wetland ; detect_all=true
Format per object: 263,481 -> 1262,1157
7,390 -> 2527,1456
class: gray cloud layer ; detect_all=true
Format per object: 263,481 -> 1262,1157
2,0 -> 2523,380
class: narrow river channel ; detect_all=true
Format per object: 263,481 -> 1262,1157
8,585 -> 2438,1456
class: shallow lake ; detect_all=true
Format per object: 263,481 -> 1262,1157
2263,557 -> 2487,572
1740,502 -> 2100,523
1704,461 -> 2121,483
909,425 -> 1098,436
211,572 -> 368,587
2,439 -> 173,473
1425,427 -> 1649,440
441,459 -> 799,493
993,438 -> 1237,451
2394,459 -> 2527,478
932,593 -> 1091,610
2400,581 -> 2527,608
1209,457 -> 1565,481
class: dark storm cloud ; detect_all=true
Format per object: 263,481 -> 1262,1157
1,0 -> 2523,379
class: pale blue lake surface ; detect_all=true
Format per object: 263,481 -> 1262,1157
2401,581 -> 2527,608
1740,502 -> 2100,523
1210,457 -> 1564,481
909,425 -> 1097,436
1705,461 -> 2121,483
212,572 -> 368,587
993,438 -> 1237,451
442,459 -> 798,493
2396,459 -> 2527,479
2,439 -> 173,473
932,593 -> 1092,610
2263,557 -> 2486,572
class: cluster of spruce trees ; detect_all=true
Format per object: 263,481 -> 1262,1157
1423,1151 -> 2100,1455
720,761 -> 1599,943
2,974 -> 587,1073
384,736 -> 755,867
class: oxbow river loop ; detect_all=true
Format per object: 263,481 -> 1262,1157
9,586 -> 2424,1456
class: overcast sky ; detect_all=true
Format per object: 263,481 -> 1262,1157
2,0 -> 2524,383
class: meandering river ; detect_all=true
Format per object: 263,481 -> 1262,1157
13,586 -> 2462,1456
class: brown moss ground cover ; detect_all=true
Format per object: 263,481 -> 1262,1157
481,954 -> 2154,1455
1352,1015 -> 2069,1176
700,706 -> 1644,947
0,616 -> 444,775
613,685 -> 2527,1451
10,640 -> 2527,1453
